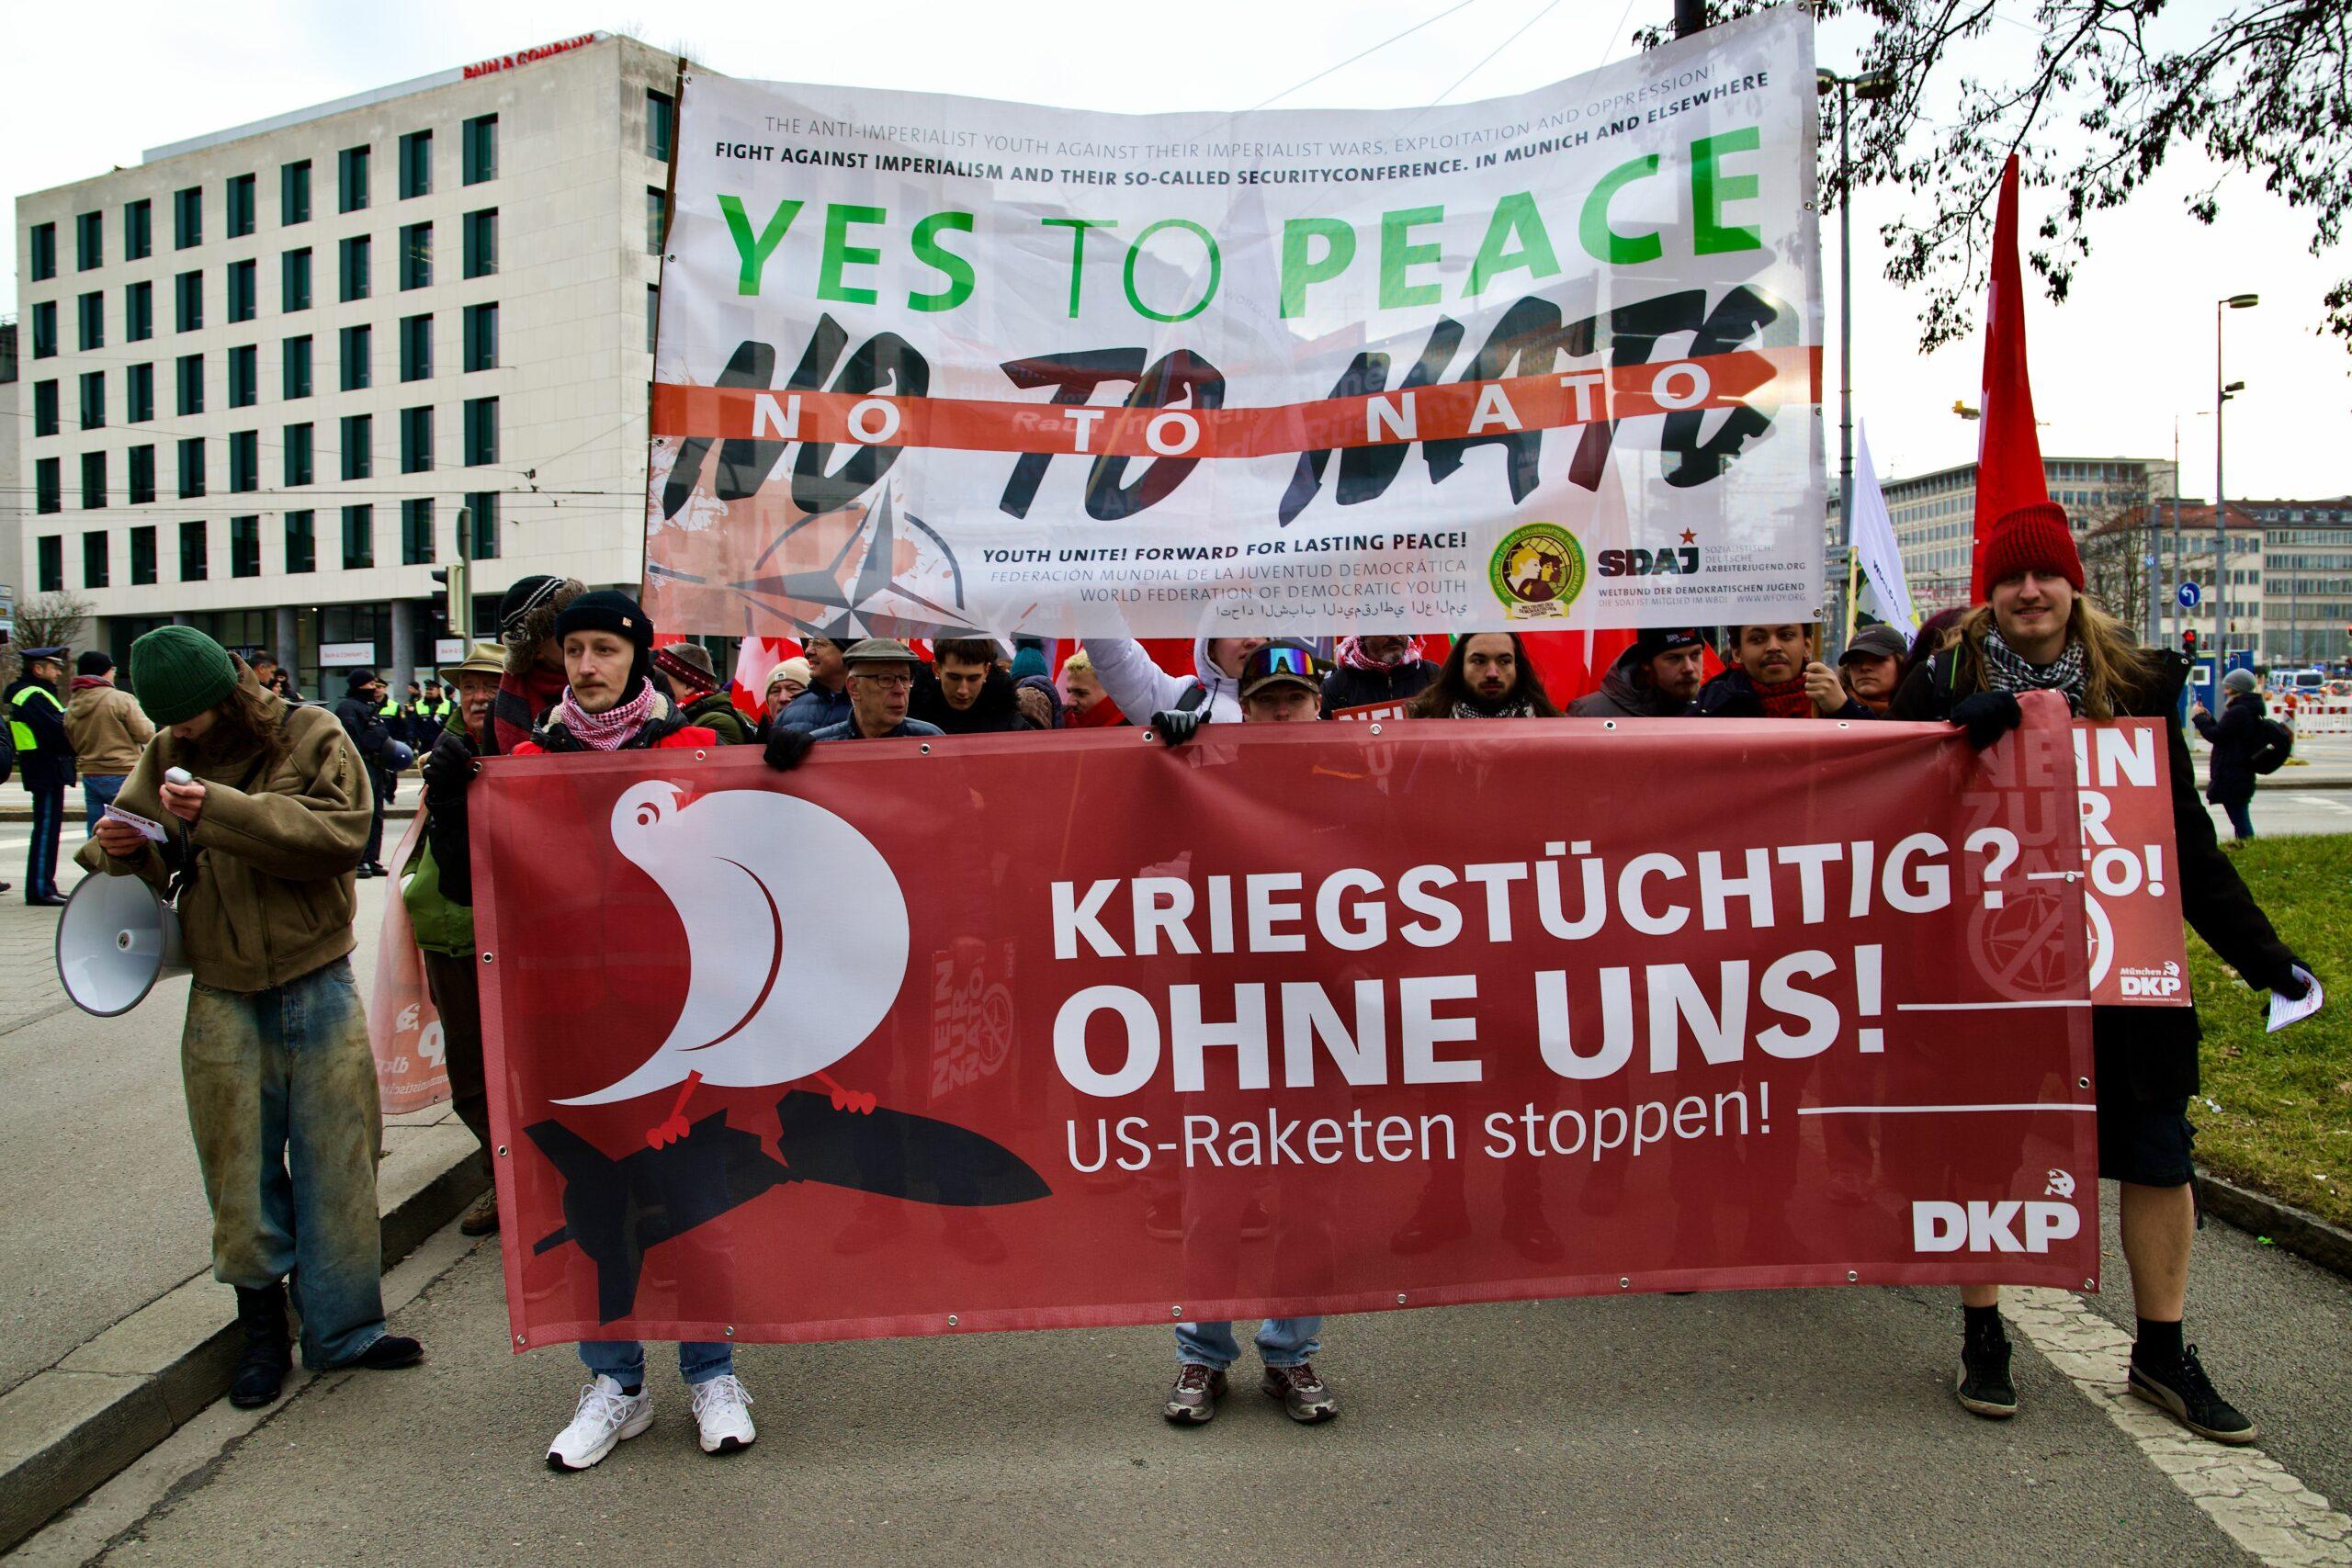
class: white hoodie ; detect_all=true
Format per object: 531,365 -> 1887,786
1080,637 -> 1241,726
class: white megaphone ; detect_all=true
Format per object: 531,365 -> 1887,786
56,874 -> 187,1016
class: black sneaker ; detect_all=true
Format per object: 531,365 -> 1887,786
349,1334 -> 424,1371
1956,1317 -> 2018,1418
1163,1362 -> 1227,1425
2129,1345 -> 2256,1444
1262,1362 -> 1339,1424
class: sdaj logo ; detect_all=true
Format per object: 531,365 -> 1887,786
1488,523 -> 1586,620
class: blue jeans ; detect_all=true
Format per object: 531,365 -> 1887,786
579,1339 -> 734,1388
1174,1318 -> 1322,1371
82,773 -> 125,835
2223,800 -> 2256,840
182,958 -> 388,1369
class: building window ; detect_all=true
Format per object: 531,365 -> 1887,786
38,535 -> 63,591
646,284 -> 658,353
400,222 -> 432,289
284,422 -> 314,486
462,114 -> 497,184
647,89 -> 675,162
175,186 -> 202,248
399,130 -> 432,198
281,247 -> 311,311
175,354 -> 204,415
280,160 -> 311,224
124,198 -> 152,260
465,491 -> 500,558
181,519 -> 209,581
127,363 -> 154,423
175,269 -> 203,332
177,437 -> 206,498
401,405 -> 434,472
340,323 -> 371,390
226,174 -> 256,238
228,345 -> 258,408
341,412 -> 373,479
229,430 -> 259,492
284,511 -> 315,573
283,334 -> 313,399
78,290 -> 104,350
402,497 -> 435,564
84,530 -> 109,588
646,186 -> 667,254
76,209 -> 103,270
79,371 -> 106,430
29,221 -> 57,280
339,234 -> 370,301
81,452 -> 107,510
232,515 -> 261,578
131,525 -> 158,585
463,396 -> 498,465
463,209 -> 497,276
129,445 -> 155,504
462,301 -> 498,370
228,259 -> 257,323
36,459 -> 62,516
338,145 -> 369,212
33,379 -> 58,437
401,314 -> 433,381
342,504 -> 374,570
126,280 -> 153,341
31,301 -> 56,358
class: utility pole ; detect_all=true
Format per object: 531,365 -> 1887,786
2214,293 -> 2257,667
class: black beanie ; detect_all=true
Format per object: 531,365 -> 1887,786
554,591 -> 655,694
76,650 -> 114,677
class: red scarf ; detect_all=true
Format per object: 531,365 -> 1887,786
492,664 -> 569,755
1753,674 -> 1814,719
70,675 -> 112,694
1068,696 -> 1127,728
1337,637 -> 1423,673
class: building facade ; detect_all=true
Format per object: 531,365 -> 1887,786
13,32 -> 683,694
2101,499 -> 2352,666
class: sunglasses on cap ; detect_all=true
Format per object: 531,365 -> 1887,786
1241,643 -> 1320,690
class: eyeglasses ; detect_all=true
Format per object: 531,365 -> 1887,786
1242,643 -> 1317,683
851,669 -> 914,690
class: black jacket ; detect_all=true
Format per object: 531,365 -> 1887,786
1320,660 -> 1437,716
1565,648 -> 1682,719
6,677 -> 75,788
910,666 -> 1035,735
334,695 -> 390,770
1890,646 -> 2301,1101
2190,691 -> 2264,807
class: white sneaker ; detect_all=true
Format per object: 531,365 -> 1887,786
546,1375 -> 653,1472
690,1373 -> 757,1454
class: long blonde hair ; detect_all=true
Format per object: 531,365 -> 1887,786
1945,597 -> 2156,720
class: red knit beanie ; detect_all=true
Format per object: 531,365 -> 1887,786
1980,501 -> 2083,592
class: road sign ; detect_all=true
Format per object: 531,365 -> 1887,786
2177,581 -> 2202,609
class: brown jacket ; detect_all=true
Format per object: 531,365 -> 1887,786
64,682 -> 156,777
75,675 -> 374,993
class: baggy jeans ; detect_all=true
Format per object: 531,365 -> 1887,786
1174,1318 -> 1323,1371
183,957 -> 389,1369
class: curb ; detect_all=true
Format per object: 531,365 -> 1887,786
0,1125 -> 487,1555
2199,1172 -> 2352,1280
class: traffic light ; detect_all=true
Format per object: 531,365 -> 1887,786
430,561 -> 471,641
2181,629 -> 2199,659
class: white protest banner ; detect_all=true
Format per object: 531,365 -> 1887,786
1851,423 -> 1917,629
644,8 -> 1823,641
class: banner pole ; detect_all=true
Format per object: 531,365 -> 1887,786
1844,546 -> 1860,640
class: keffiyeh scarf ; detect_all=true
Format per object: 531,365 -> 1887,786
1979,629 -> 2087,715
554,680 -> 657,750
1338,637 -> 1425,672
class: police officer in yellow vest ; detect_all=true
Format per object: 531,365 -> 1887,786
9,647 -> 77,906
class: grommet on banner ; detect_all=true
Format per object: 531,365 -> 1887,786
1847,1270 -> 1860,1282
496,1145 -> 507,1156
1838,722 -> 1850,729
920,743 -> 932,755
694,750 -> 707,761
1603,720 -> 1617,731
1396,1292 -> 1407,1305
2083,1279 -> 2097,1290
1369,723 -> 1382,736
481,952 -> 493,964
2077,1077 -> 2090,1089
725,1325 -> 735,1337
1618,1277 -> 1630,1290
515,1334 -> 527,1346
947,1314 -> 959,1327
1170,1305 -> 1183,1318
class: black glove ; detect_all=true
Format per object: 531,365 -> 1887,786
763,725 -> 814,773
1150,708 -> 1203,747
420,731 -> 477,809
1950,692 -> 2024,750
2267,959 -> 2313,1000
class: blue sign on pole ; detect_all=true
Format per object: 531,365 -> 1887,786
2177,581 -> 2202,610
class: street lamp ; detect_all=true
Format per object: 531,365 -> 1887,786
1818,65 -> 1896,646
2215,293 -> 2257,666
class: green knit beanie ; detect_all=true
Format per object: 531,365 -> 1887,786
130,626 -> 240,727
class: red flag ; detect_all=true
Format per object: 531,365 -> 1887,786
1970,155 -> 2051,603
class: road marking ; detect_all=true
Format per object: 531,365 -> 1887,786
1797,1103 -> 2095,1115
2292,795 -> 2352,813
2007,1287 -> 2352,1565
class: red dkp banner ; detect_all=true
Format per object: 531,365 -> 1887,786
474,694 -> 2098,1351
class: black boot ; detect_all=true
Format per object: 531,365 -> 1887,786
229,1283 -> 292,1408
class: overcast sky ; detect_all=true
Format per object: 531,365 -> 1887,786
5,0 -> 2343,502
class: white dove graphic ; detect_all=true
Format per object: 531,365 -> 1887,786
554,779 -> 910,1111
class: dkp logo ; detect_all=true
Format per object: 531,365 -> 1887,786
1911,1191 -> 2081,1254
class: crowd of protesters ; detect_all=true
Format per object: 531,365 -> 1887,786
40,494 -> 2319,1472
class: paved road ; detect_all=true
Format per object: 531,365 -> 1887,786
21,1178 -> 2351,1567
